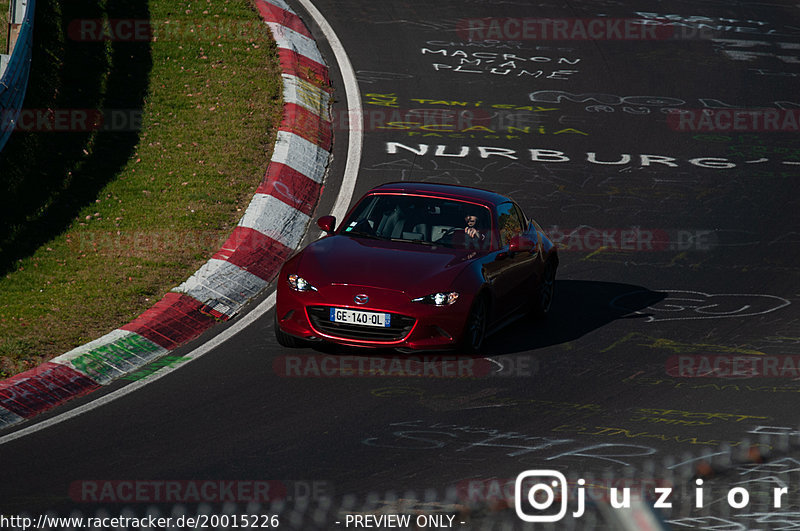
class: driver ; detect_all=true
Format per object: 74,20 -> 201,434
463,214 -> 486,249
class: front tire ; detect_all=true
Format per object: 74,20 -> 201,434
461,295 -> 488,354
274,311 -> 301,348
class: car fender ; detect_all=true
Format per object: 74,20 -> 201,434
447,255 -> 497,320
533,220 -> 558,257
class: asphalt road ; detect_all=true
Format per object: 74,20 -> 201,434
2,0 -> 799,529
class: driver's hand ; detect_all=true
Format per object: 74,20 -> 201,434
465,227 -> 478,238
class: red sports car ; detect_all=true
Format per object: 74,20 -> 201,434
274,182 -> 558,353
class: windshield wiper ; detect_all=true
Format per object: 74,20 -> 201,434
346,230 -> 382,240
389,238 -> 435,246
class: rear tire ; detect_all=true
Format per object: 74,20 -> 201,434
461,295 -> 488,354
274,312 -> 301,348
532,260 -> 557,318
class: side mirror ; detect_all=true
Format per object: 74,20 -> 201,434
508,235 -> 534,253
317,215 -> 336,234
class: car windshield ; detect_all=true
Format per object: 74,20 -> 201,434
339,193 -> 493,250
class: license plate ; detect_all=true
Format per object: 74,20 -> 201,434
330,308 -> 391,328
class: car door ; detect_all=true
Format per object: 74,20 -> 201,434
515,204 -> 545,301
482,202 -> 537,318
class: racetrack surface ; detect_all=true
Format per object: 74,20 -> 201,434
1,0 -> 799,529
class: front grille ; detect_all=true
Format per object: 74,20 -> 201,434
307,306 -> 416,342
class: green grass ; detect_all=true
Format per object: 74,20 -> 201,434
1,0 -> 8,54
0,0 -> 285,378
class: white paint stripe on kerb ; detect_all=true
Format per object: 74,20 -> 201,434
293,0 -> 362,222
51,329 -> 129,366
51,329 -> 168,385
0,407 -> 24,428
264,22 -> 325,65
173,258 -> 269,314
271,130 -> 329,183
282,74 -> 331,119
52,330 -> 163,367
0,0 -> 360,445
238,193 -> 310,248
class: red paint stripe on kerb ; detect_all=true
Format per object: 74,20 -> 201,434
212,226 -> 292,282
257,162 -> 323,216
280,103 -> 332,150
0,363 -> 100,418
121,293 -> 224,350
255,0 -> 311,38
277,49 -> 330,87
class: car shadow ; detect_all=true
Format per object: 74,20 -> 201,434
485,279 -> 665,355
304,279 -> 664,358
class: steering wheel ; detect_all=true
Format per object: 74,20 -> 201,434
433,227 -> 461,244
435,227 -> 484,249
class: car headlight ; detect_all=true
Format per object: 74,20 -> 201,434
288,274 -> 317,292
412,292 -> 459,306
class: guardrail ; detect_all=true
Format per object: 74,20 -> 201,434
0,0 -> 35,153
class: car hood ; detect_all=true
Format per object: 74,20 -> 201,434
296,235 -> 477,296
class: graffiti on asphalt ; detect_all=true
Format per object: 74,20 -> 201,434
529,90 -> 800,116
422,48 -> 581,78
610,290 -> 791,322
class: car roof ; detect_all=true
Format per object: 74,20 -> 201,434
366,182 -> 511,208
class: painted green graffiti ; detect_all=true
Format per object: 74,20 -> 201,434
70,334 -> 161,377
